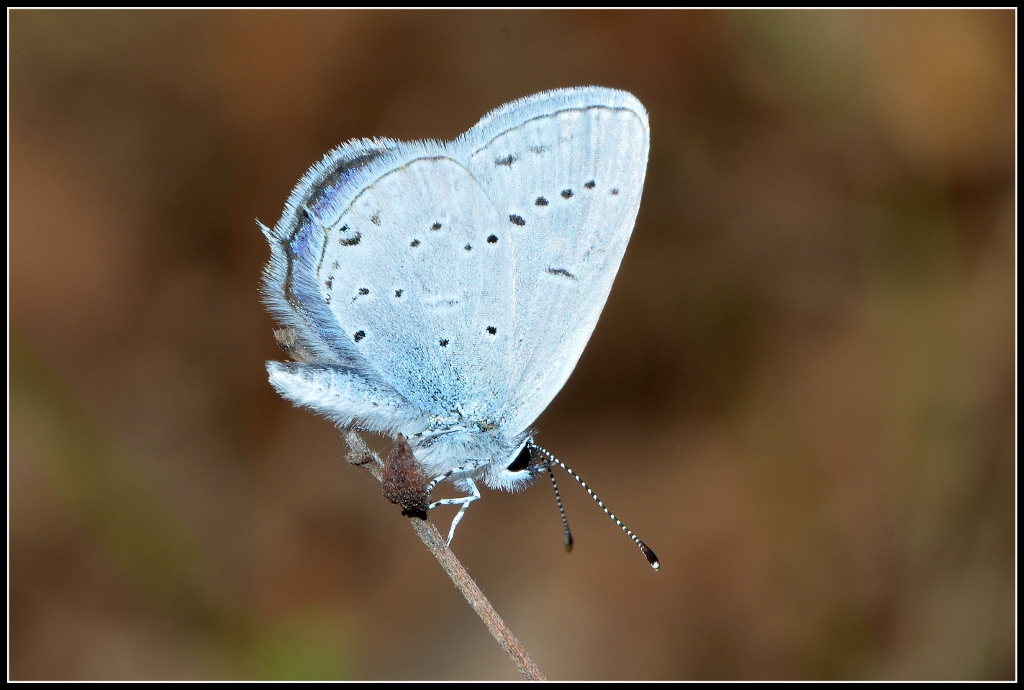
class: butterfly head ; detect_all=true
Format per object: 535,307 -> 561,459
408,424 -> 544,493
483,435 -> 551,492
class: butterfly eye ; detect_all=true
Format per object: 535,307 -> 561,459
506,444 -> 532,473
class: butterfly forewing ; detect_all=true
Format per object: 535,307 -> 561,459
463,90 -> 649,433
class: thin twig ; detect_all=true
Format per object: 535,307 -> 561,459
342,429 -> 546,681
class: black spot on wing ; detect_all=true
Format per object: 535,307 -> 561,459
495,154 -> 517,167
509,214 -> 526,226
535,197 -> 549,207
354,330 -> 366,342
547,267 -> 577,280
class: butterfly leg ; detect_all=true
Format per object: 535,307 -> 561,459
428,479 -> 481,545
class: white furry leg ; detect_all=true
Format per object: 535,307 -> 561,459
429,479 -> 481,545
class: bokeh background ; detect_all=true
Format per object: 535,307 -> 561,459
9,10 -> 1015,680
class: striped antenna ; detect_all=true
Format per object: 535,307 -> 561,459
547,468 -> 574,552
533,444 -> 659,571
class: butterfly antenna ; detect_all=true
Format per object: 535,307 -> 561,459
533,445 -> 659,570
547,467 -> 574,552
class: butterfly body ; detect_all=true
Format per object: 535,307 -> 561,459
263,87 -> 649,509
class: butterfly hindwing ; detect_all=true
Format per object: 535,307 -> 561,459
316,153 -> 518,421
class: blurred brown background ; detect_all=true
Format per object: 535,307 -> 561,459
9,10 -> 1015,680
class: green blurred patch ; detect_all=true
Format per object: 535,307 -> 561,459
248,615 -> 354,680
10,332 -> 224,627
729,10 -> 858,116
10,333 -> 357,679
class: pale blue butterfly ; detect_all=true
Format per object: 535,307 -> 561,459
261,86 -> 657,569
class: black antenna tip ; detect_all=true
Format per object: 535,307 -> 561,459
642,545 -> 660,571
539,443 -> 657,570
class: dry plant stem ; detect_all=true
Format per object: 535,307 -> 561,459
342,429 -> 546,681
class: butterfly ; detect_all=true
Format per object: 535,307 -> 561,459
261,86 -> 657,569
